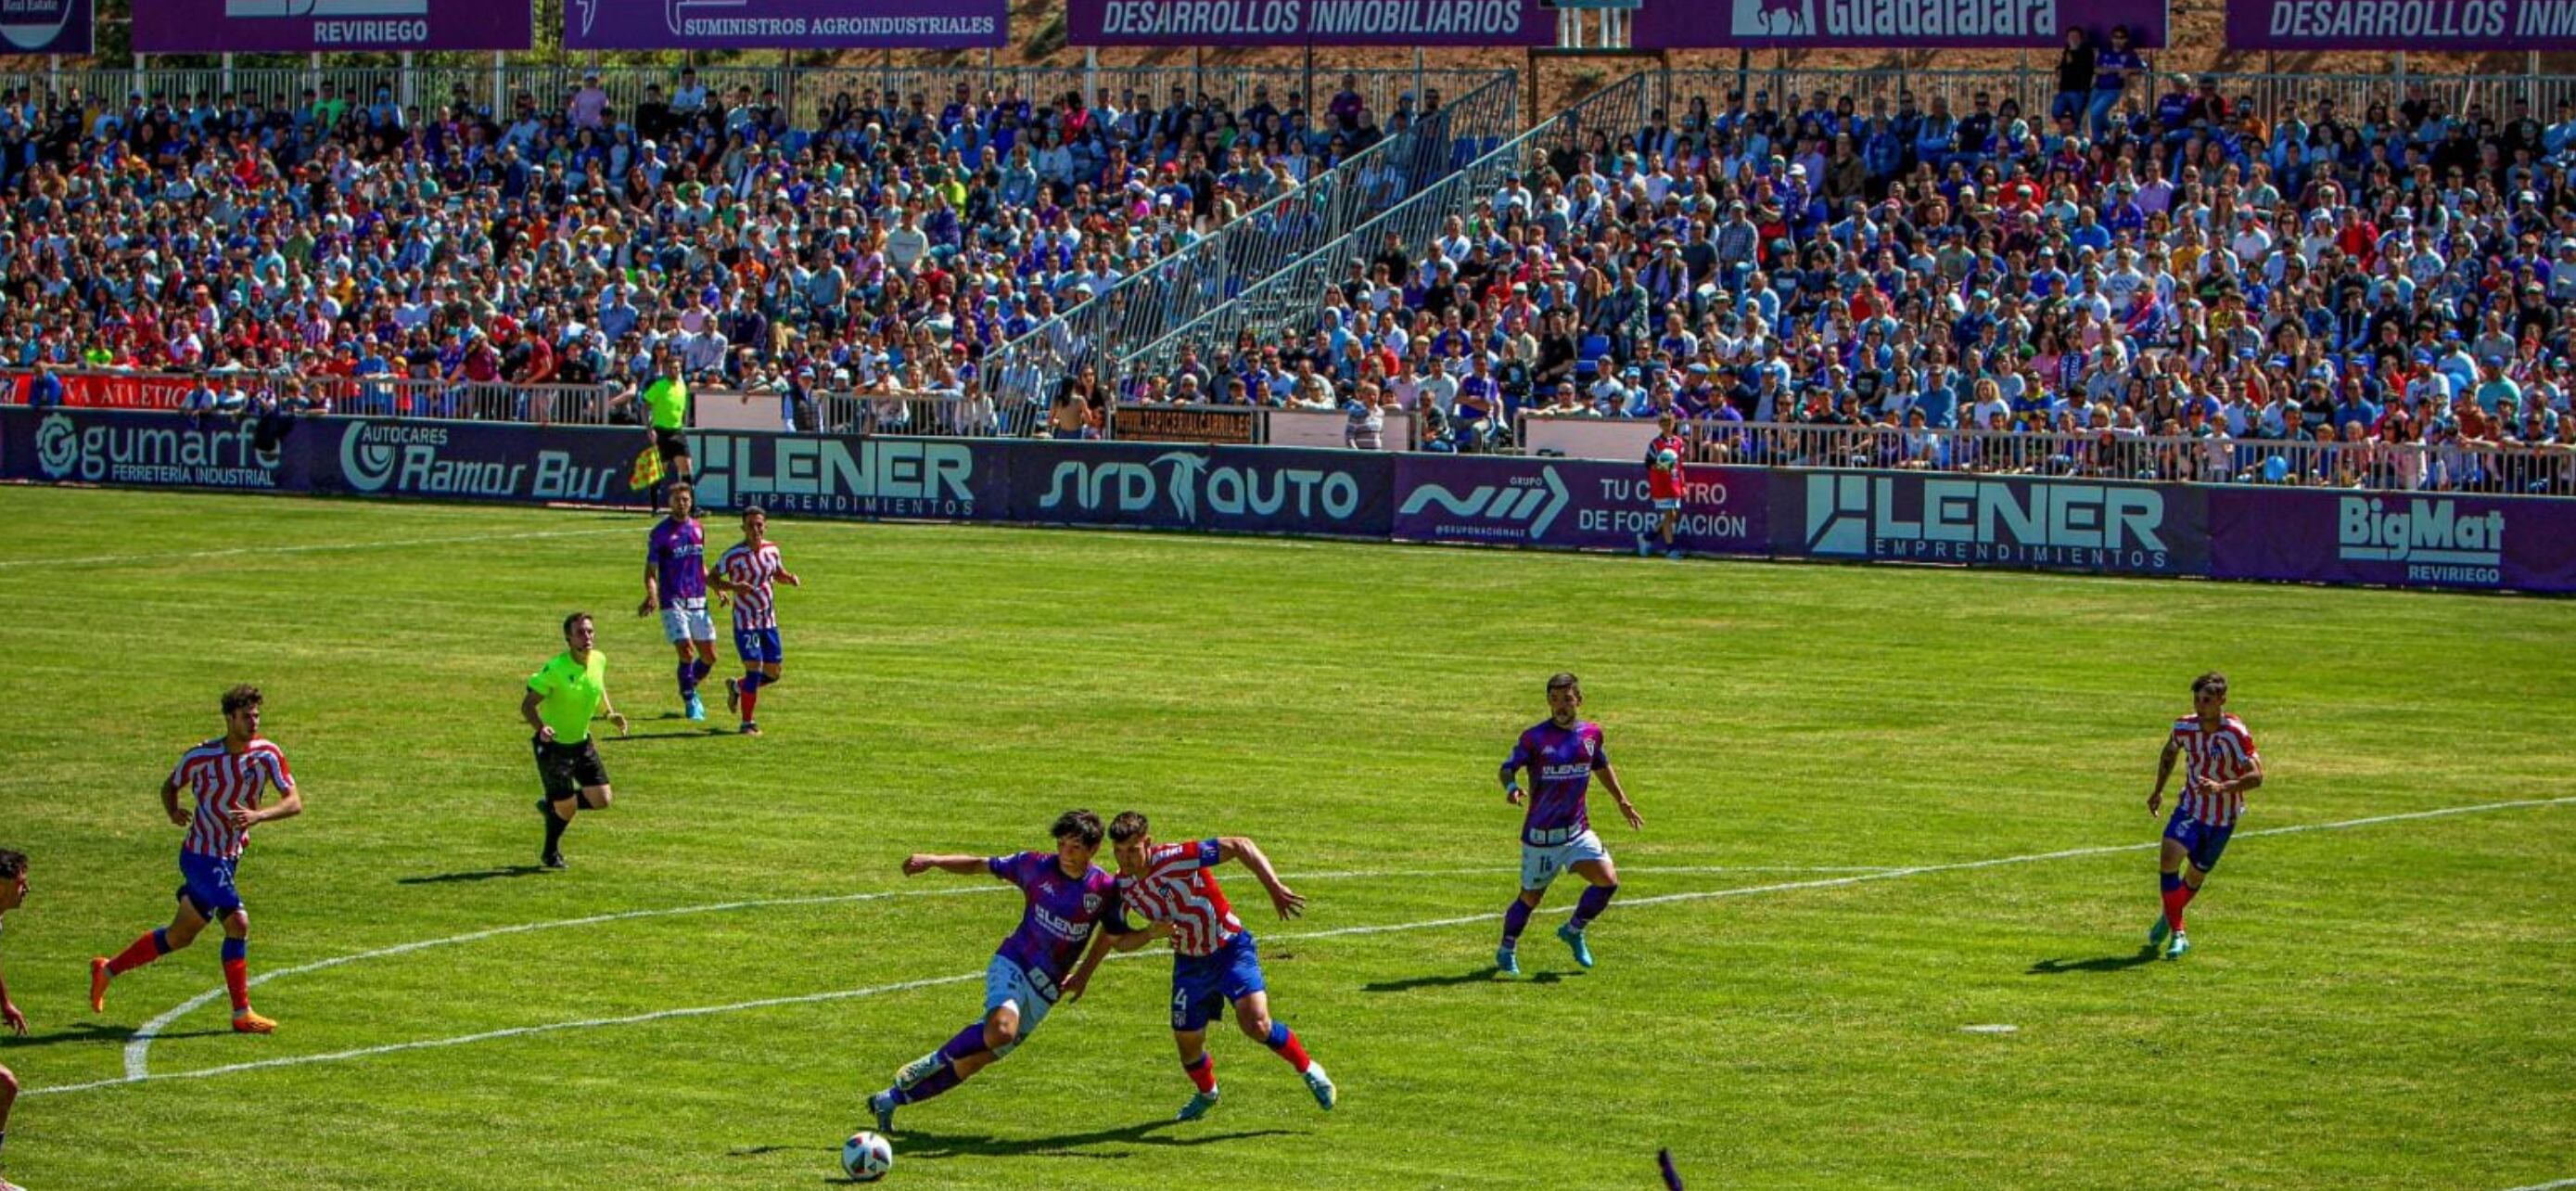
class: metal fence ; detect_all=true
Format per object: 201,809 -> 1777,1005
29,62 -> 1507,134
976,70 -> 1523,396
804,389 -> 1043,438
1527,416 -> 2576,496
1119,72 -> 1657,386
1646,65 -> 2576,128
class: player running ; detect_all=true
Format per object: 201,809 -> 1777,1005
89,686 -> 304,1034
525,612 -> 629,870
865,811 -> 1134,1133
1495,672 -> 1643,979
2146,672 -> 2264,960
1,849 -> 28,1191
1064,813 -> 1336,1122
716,506 -> 801,736
641,480 -> 717,722
1635,411 -> 1690,559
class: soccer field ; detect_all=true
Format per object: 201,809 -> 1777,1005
0,486 -> 2570,1191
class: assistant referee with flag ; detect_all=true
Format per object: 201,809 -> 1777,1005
613,349 -> 692,514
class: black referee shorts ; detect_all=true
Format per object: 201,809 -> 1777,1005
653,427 -> 689,465
532,736 -> 610,802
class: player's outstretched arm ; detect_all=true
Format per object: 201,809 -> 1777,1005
899,853 -> 988,877
1216,837 -> 1307,919
1597,762 -> 1645,830
2149,737 -> 2181,813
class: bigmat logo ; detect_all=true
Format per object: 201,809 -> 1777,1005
1804,473 -> 2174,569
690,434 -> 978,516
34,412 -> 276,489
2337,496 -> 2506,585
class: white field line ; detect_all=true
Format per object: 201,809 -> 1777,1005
98,864 -> 1875,1083
32,796 -> 2570,1098
0,526 -> 634,570
2502,1182 -> 2576,1190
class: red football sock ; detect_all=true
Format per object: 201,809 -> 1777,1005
2162,884 -> 2192,933
1266,1026 -> 1312,1074
1182,1054 -> 1217,1094
107,930 -> 165,976
740,685 -> 759,721
223,959 -> 250,1013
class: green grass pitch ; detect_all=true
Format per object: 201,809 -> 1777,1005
0,485 -> 2570,1190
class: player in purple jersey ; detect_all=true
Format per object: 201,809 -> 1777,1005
864,811 -> 1135,1133
1495,672 -> 1643,978
638,480 -> 717,722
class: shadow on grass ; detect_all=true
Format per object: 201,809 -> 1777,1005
893,1120 -> 1300,1160
2027,948 -> 2162,975
597,729 -> 729,743
395,865 -> 550,886
1360,967 -> 1577,992
6,1023 -> 228,1051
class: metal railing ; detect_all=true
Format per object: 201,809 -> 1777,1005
1646,66 -> 2576,131
804,388 -> 1044,439
1119,72 -> 1655,386
27,63 -> 1507,139
1532,416 -> 2576,496
977,70 -> 1523,393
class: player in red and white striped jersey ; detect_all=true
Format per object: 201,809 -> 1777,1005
1065,813 -> 1337,1121
716,506 -> 799,736
2144,672 -> 2264,960
89,685 -> 304,1033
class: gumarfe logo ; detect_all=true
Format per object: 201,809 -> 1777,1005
2337,495 -> 2505,583
691,434 -> 976,516
35,413 -> 276,489
1805,473 -> 2171,568
338,423 -> 615,502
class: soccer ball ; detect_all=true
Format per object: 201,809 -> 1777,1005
840,1130 -> 893,1182
1654,448 -> 1679,469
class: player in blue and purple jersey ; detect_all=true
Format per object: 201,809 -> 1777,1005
1495,672 -> 1643,978
864,811 -> 1134,1133
638,480 -> 717,722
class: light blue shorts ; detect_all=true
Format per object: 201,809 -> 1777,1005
982,955 -> 1058,1056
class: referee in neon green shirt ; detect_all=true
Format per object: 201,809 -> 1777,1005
520,611 -> 628,869
615,349 -> 692,513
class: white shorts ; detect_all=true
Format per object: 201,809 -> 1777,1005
659,600 -> 716,645
1522,829 -> 1610,890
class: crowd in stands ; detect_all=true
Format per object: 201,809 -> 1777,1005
1111,38 -> 2576,489
0,67 -> 1445,430
6,49 -> 2576,492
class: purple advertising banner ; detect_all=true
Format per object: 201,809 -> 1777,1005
0,0 -> 92,56
1011,442 -> 1395,537
2225,0 -> 2555,51
1392,455 -> 1767,554
134,0 -> 532,53
2209,489 -> 2576,594
566,0 -> 1005,50
1067,0 -> 1554,45
0,410 -> 641,505
1633,0 -> 2166,47
12,410 -> 2576,595
1775,469 -> 2209,576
